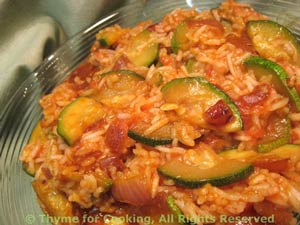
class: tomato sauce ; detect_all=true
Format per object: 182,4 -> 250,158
67,62 -> 98,90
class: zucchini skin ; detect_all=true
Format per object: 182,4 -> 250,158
257,116 -> 291,153
158,160 -> 254,188
100,69 -> 145,80
244,56 -> 300,111
127,30 -> 159,67
246,20 -> 300,65
57,97 -> 104,146
158,165 -> 254,188
167,196 -> 194,225
171,22 -> 189,53
22,163 -> 35,177
128,130 -> 172,146
244,56 -> 288,80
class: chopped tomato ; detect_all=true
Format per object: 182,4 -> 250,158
254,201 -> 295,225
105,120 -> 129,154
235,84 -> 270,115
253,156 -> 289,173
204,100 -> 233,125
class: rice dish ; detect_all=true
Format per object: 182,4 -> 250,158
20,1 -> 300,224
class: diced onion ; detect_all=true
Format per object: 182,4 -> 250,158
112,176 -> 152,206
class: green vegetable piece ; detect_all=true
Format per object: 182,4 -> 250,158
161,77 -> 243,132
171,22 -> 189,53
96,27 -> 123,47
23,121 -> 47,176
185,58 -> 197,73
32,180 -> 75,224
292,211 -> 300,225
158,159 -> 254,188
28,121 -> 47,144
127,30 -> 159,66
148,72 -> 163,86
258,116 -> 291,153
167,196 -> 193,225
57,97 -> 105,146
264,144 -> 300,163
101,69 -> 144,79
22,163 -> 36,177
128,123 -> 173,146
244,56 -> 300,110
247,20 -> 300,64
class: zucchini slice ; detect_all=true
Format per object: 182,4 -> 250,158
219,149 -> 258,161
244,56 -> 300,110
264,144 -> 300,163
32,180 -> 75,224
220,144 -> 300,163
127,30 -> 159,66
101,70 -> 145,94
185,58 -> 197,73
171,21 -> 189,53
23,122 -> 47,176
57,97 -> 105,146
96,26 -> 123,47
161,77 -> 243,132
257,116 -> 291,153
128,123 -> 173,146
246,20 -> 300,64
93,70 -> 144,107
172,19 -> 224,53
101,69 -> 144,80
22,163 -> 36,177
28,121 -> 47,144
158,159 -> 253,188
148,72 -> 163,86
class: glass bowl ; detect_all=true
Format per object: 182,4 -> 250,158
0,0 -> 299,224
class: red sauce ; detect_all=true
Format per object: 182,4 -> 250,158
186,19 -> 225,35
226,31 -> 255,53
159,54 -> 177,67
99,156 -> 125,173
147,23 -> 159,32
253,201 -> 295,225
202,133 -> 235,153
113,55 -> 130,70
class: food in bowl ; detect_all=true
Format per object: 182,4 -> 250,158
20,0 -> 300,224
